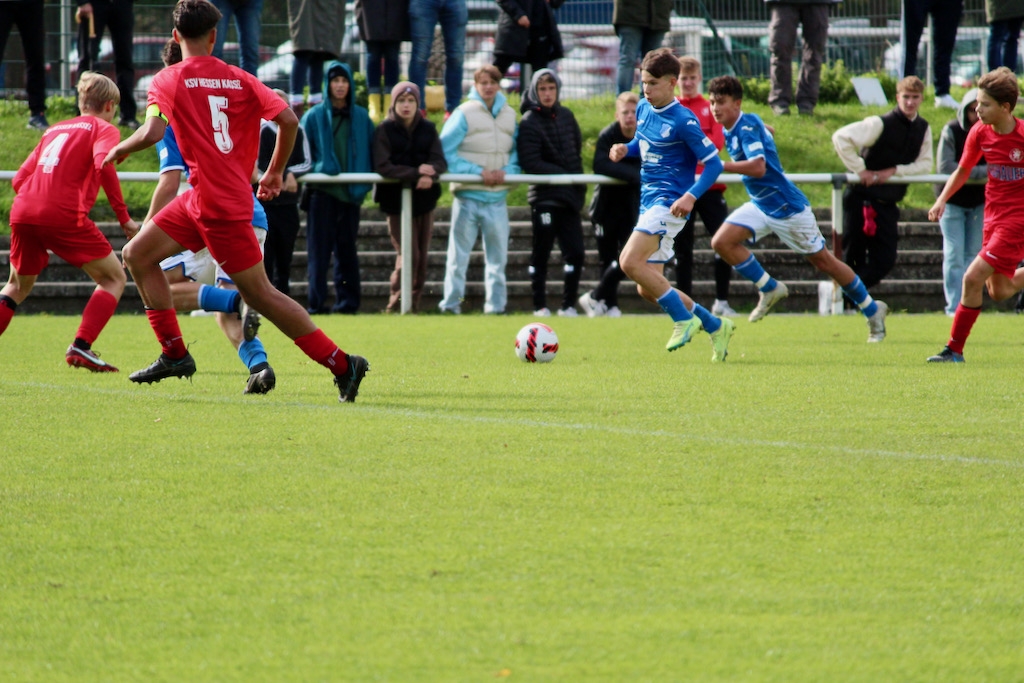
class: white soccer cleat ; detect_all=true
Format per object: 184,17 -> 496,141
748,281 -> 789,322
867,300 -> 889,343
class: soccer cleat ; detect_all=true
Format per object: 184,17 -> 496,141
533,307 -> 551,317
666,317 -> 702,351
557,307 -> 578,317
66,345 -> 119,373
129,352 -> 197,383
749,281 -> 788,322
243,365 -> 276,394
867,300 -> 889,343
578,291 -> 608,318
927,346 -> 965,363
709,317 -> 735,362
711,299 -> 738,317
334,354 -> 369,403
240,299 -> 261,342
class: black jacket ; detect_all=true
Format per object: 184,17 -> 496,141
494,0 -> 565,61
861,107 -> 930,203
517,99 -> 585,212
372,116 -> 447,216
255,121 -> 311,206
589,120 -> 641,226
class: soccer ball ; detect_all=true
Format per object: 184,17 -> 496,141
515,323 -> 559,363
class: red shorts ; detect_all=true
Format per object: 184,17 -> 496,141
152,191 -> 262,275
980,221 -> 1024,278
9,219 -> 113,276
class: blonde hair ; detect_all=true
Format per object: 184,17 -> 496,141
616,91 -> 639,106
77,71 -> 120,112
896,75 -> 924,94
678,56 -> 702,75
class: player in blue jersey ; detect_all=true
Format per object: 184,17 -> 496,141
141,38 -> 275,393
611,48 -> 734,361
706,75 -> 889,342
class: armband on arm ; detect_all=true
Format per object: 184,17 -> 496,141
145,104 -> 168,124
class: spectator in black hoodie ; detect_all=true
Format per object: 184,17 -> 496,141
517,68 -> 586,317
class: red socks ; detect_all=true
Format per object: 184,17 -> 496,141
948,303 -> 981,354
76,289 -> 118,346
294,329 -> 348,375
0,296 -> 15,337
146,308 -> 188,359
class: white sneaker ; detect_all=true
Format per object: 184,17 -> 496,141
748,281 -> 789,322
533,307 -> 551,317
935,94 -> 958,109
557,307 -> 579,317
578,291 -> 607,317
606,306 -> 622,318
711,299 -> 738,317
867,300 -> 889,343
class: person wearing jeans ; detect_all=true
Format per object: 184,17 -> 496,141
409,0 -> 467,115
613,0 -> 672,94
211,0 -> 264,76
986,0 -> 1024,70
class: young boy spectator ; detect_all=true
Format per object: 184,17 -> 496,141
578,91 -> 640,318
706,75 -> 889,342
259,88 -> 312,297
301,61 -> 375,314
927,67 -> 1024,363
832,75 -> 933,291
437,64 -> 520,315
610,48 -> 733,361
106,0 -> 369,403
673,56 -> 735,317
517,68 -> 586,317
1,71 -> 138,371
935,88 -> 986,315
372,81 -> 447,313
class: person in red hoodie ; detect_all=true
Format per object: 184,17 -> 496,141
0,71 -> 138,372
672,56 -> 735,317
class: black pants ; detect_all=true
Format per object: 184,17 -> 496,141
672,190 -> 732,300
262,202 -> 301,297
0,0 -> 46,116
530,206 -> 585,311
306,192 -> 361,314
78,0 -> 136,121
842,189 -> 900,289
901,0 -> 963,96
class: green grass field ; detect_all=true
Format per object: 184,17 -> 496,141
2,311 -> 1023,681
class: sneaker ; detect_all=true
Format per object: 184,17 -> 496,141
709,317 -> 735,362
866,300 -> 888,343
770,104 -> 790,116
119,119 -> 140,130
666,317 -> 702,352
129,352 -> 197,383
240,299 -> 261,342
935,94 -> 958,109
65,345 -> 118,372
27,114 -> 49,131
927,346 -> 965,363
533,307 -> 551,317
711,299 -> 738,317
557,307 -> 578,317
578,291 -> 608,318
243,364 -> 276,394
334,354 -> 369,403
439,304 -> 461,315
749,281 -> 789,322
606,306 -> 622,318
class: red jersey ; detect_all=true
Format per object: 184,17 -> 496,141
961,117 -> 1024,230
678,94 -> 726,193
11,115 -> 130,227
147,56 -> 287,222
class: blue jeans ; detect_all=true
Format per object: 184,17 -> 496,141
439,196 -> 510,313
615,25 -> 666,94
409,0 -> 467,112
211,0 -> 264,76
988,18 -> 1023,70
939,203 -> 983,315
366,40 -> 401,94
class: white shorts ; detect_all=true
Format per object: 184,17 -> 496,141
160,227 -> 267,285
724,202 -> 825,255
634,204 -> 689,263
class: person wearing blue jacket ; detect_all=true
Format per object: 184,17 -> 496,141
300,61 -> 375,314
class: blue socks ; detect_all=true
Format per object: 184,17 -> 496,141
691,303 -> 722,334
238,338 -> 268,371
841,275 -> 878,318
734,255 -> 777,293
198,284 -> 240,314
657,289 -> 721,333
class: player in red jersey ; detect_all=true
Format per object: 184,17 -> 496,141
927,67 -> 1024,363
0,71 -> 138,372
104,0 -> 369,401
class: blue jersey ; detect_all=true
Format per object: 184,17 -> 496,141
156,126 -> 268,230
723,112 -> 807,219
626,98 -> 720,210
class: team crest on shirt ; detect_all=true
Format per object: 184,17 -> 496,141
660,123 -> 672,138
1011,148 -> 1023,162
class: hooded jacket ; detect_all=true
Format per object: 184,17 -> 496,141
935,88 -> 987,208
517,68 -> 585,212
440,85 -> 520,203
301,61 -> 375,203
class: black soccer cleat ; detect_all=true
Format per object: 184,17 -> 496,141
333,354 -> 369,403
243,364 -> 276,394
129,352 -> 197,383
926,346 -> 965,364
240,300 -> 261,342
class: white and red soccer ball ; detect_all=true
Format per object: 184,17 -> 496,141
514,323 -> 559,363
